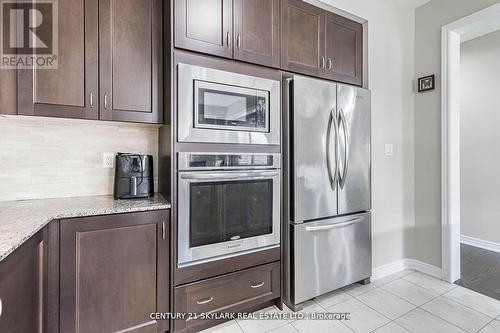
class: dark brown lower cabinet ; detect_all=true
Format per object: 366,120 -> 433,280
0,229 -> 46,332
59,210 -> 170,333
174,262 -> 280,333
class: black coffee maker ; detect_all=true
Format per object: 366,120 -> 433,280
114,153 -> 154,199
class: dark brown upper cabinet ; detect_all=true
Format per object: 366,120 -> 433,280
99,0 -> 162,123
325,12 -> 363,86
17,0 -> 162,123
59,210 -> 169,333
281,0 -> 363,85
175,0 -> 233,59
281,0 -> 326,77
233,0 -> 280,68
175,0 -> 281,68
18,0 -> 99,120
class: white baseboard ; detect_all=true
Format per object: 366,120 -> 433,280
373,258 -> 442,281
461,235 -> 500,254
405,259 -> 442,279
372,259 -> 406,280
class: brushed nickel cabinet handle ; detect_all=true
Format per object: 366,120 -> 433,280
104,93 -> 108,109
226,31 -> 231,47
320,56 -> 325,69
0,298 -> 2,317
89,92 -> 94,108
251,282 -> 265,289
237,34 -> 241,50
196,297 -> 214,305
327,58 -> 332,70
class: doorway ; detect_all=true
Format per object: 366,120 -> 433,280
441,3 -> 500,288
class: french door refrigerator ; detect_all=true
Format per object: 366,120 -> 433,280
283,74 -> 372,310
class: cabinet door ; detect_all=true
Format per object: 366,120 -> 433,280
99,0 -> 162,123
325,13 -> 363,86
233,0 -> 280,68
17,0 -> 99,119
0,230 -> 45,332
281,0 -> 325,77
59,210 -> 169,333
175,0 -> 233,58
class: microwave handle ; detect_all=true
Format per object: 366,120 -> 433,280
180,171 -> 279,181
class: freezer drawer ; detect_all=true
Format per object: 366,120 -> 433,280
292,213 -> 371,304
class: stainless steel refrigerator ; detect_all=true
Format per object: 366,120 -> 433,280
283,74 -> 372,310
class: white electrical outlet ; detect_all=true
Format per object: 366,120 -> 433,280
102,153 -> 115,168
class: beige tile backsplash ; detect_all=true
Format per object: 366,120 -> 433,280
0,115 -> 160,202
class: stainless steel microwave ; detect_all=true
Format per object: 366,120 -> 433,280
177,63 -> 280,145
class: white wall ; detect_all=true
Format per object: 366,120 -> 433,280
414,0 -> 500,267
310,0 -> 417,268
460,30 -> 500,245
0,116 -> 159,201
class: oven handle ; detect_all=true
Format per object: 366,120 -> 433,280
180,171 -> 280,180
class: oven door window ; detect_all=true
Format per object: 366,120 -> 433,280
189,179 -> 273,248
194,81 -> 269,132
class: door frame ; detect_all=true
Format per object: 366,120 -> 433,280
441,2 -> 500,283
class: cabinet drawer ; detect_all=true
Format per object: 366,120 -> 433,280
174,261 -> 280,331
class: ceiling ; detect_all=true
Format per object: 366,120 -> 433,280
384,0 -> 432,9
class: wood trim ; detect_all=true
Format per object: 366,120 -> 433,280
46,221 -> 60,333
461,235 -> 500,254
157,210 -> 170,332
174,248 -> 280,286
174,49 -> 282,82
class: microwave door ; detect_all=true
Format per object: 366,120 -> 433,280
337,85 -> 371,215
291,75 -> 338,222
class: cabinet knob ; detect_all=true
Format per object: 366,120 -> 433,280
251,281 -> 265,289
196,296 -> 214,305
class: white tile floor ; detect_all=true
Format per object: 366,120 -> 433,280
201,270 -> 500,333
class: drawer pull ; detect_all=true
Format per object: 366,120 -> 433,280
196,297 -> 214,305
251,282 -> 265,289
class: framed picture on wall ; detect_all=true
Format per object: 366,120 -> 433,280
418,75 -> 435,92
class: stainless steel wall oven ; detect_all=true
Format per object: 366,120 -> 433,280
177,153 -> 281,266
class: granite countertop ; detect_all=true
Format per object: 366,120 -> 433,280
0,194 -> 171,262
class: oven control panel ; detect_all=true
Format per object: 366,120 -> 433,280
178,153 -> 281,170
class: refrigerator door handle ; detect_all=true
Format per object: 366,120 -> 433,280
327,108 -> 340,191
305,217 -> 363,232
339,108 -> 349,189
